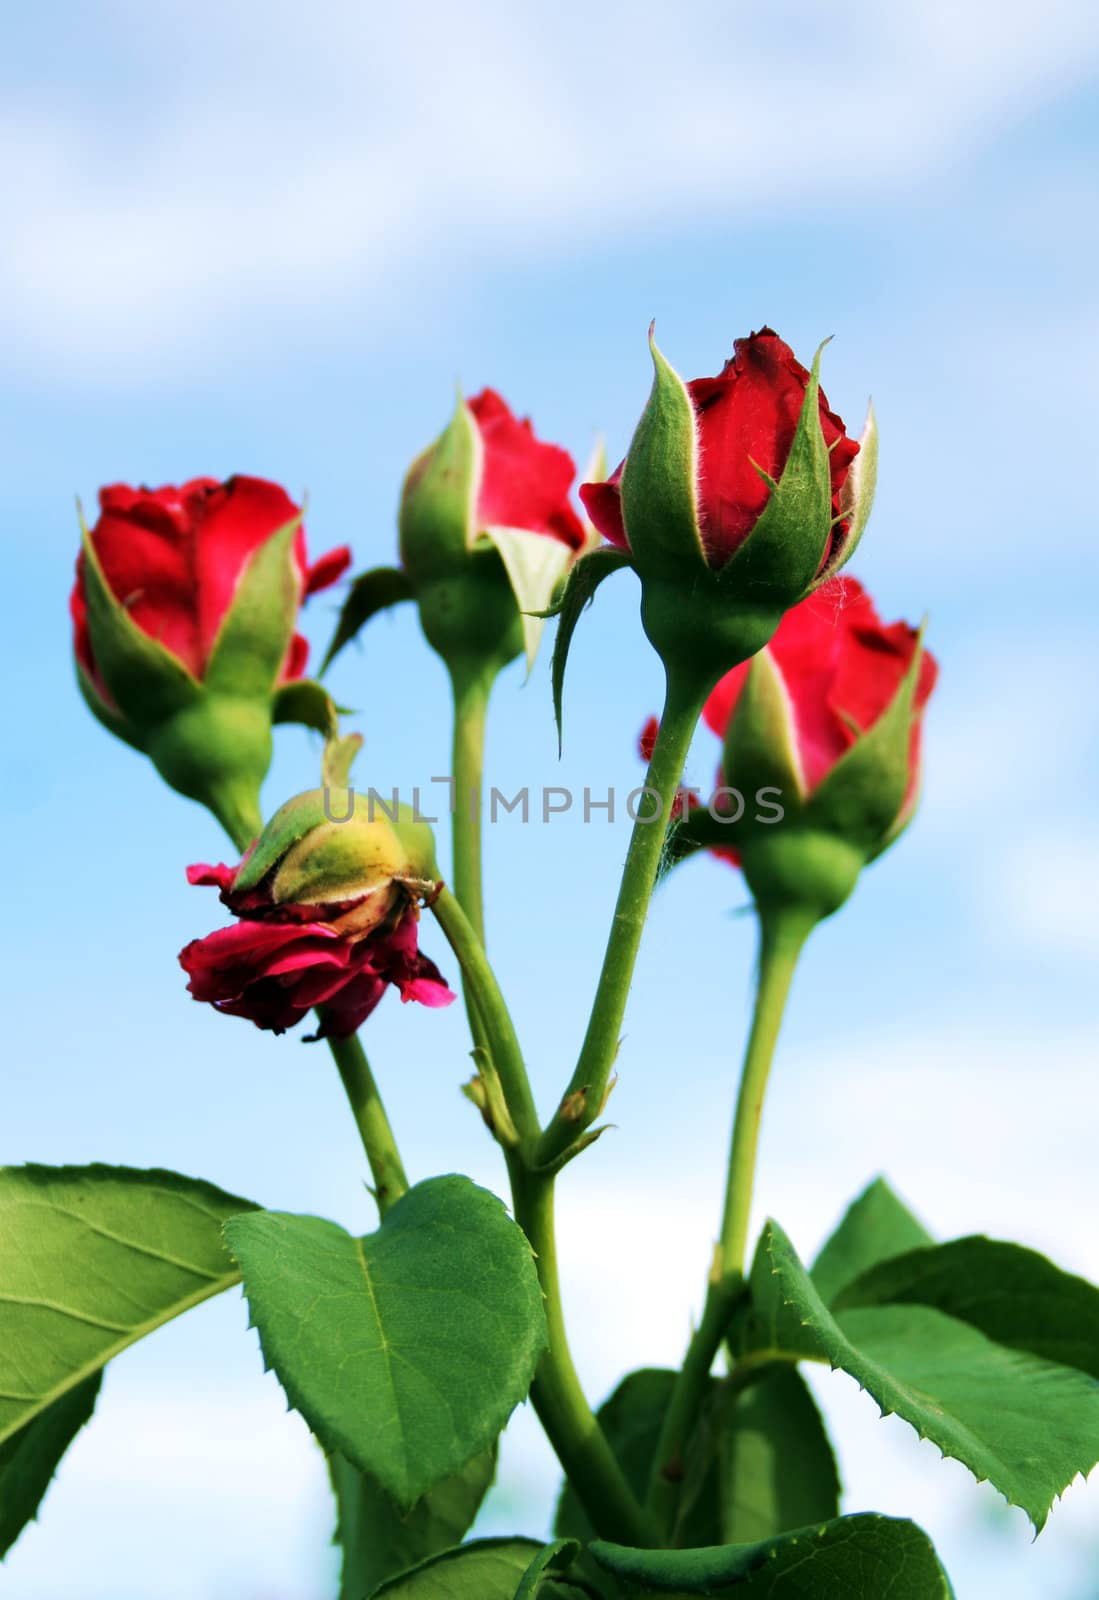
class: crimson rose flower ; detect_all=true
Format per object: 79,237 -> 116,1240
180,859 -> 454,1038
582,328 -> 860,571
703,575 -> 937,826
72,475 -> 350,699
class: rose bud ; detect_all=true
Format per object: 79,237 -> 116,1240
666,577 -> 937,921
569,327 -> 875,693
179,789 -> 454,1036
72,476 -> 351,843
324,389 -> 590,681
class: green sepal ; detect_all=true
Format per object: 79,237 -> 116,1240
78,514 -> 201,728
618,328 -> 705,577
815,401 -> 878,586
723,650 -> 806,811
717,342 -> 835,604
231,786 -> 440,903
323,731 -> 362,789
75,658 -> 145,752
803,631 -> 925,856
321,564 -> 414,674
204,517 -> 302,697
272,677 -> 341,737
549,546 -> 633,751
399,395 -> 479,580
481,524 -> 573,671
589,1513 -> 953,1596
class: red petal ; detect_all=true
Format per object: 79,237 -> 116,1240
689,330 -> 859,566
470,389 -> 586,550
579,472 -> 628,550
193,476 -> 304,668
304,545 -> 352,596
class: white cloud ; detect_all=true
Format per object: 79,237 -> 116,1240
2,0 -> 1096,374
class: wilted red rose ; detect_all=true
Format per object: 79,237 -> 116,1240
704,575 -> 937,834
180,859 -> 454,1037
581,328 -> 860,569
72,475 -> 351,698
468,389 -> 586,550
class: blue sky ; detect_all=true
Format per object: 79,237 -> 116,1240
2,2 -> 1098,1596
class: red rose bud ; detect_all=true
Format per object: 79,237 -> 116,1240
395,387 -> 588,675
179,793 -> 454,1036
578,327 -> 875,688
696,576 -> 937,919
72,476 -> 351,841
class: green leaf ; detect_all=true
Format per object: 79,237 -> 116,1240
482,526 -> 573,671
739,1220 -> 1099,1530
330,1447 -> 495,1599
556,1369 -> 721,1549
515,1539 -> 587,1598
619,330 -> 705,576
835,1235 -> 1099,1380
549,546 -> 633,751
718,343 -> 834,601
204,518 -> 302,697
714,1366 -> 840,1545
590,1512 -> 953,1596
79,517 -> 201,726
0,1166 -> 257,1553
811,1177 -> 933,1307
322,565 -> 414,674
272,677 -> 341,738
0,1377 -> 100,1558
369,1538 -> 593,1599
225,1176 -> 547,1508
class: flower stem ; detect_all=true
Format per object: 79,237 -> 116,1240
218,811 -> 410,1217
448,660 -> 494,947
718,907 -> 812,1280
510,1163 -> 657,1547
646,904 -> 812,1537
537,665 -> 709,1166
431,886 -> 540,1151
325,1029 -> 409,1216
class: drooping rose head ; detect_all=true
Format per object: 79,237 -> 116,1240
394,388 -> 588,676
582,329 -> 864,573
179,790 -> 454,1036
72,475 -> 351,838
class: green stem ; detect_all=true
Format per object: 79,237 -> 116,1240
431,886 -> 541,1151
448,661 -> 494,947
646,904 -> 812,1536
538,665 -> 709,1166
219,811 -> 410,1218
719,907 -> 812,1280
511,1164 -> 656,1547
325,1030 -> 409,1217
